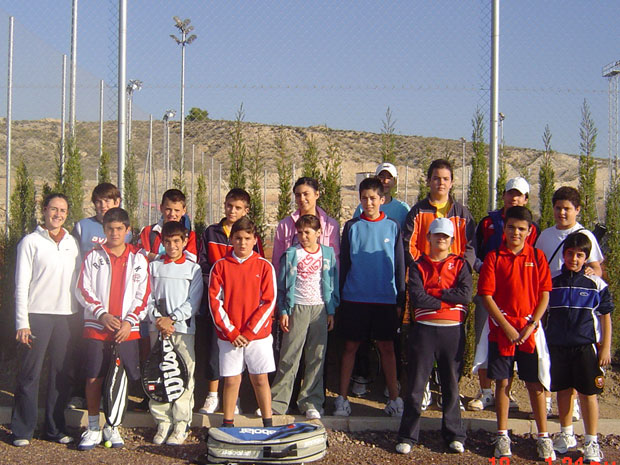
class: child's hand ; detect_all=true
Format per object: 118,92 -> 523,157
114,321 -> 132,343
156,316 -> 175,334
599,347 -> 611,367
279,315 -> 290,333
516,324 -> 535,345
100,313 -> 122,332
584,265 -> 595,276
502,324 -> 520,343
327,315 -> 334,331
232,335 -> 249,348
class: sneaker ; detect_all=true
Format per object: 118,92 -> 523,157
153,423 -> 171,445
449,440 -> 465,453
383,381 -> 401,398
395,442 -> 412,454
103,424 -> 124,448
199,395 -> 220,414
55,434 -> 74,444
166,425 -> 188,446
78,428 -> 102,451
468,391 -> 494,411
421,382 -> 432,411
12,438 -> 30,447
384,397 -> 404,417
553,432 -> 577,454
546,399 -> 553,417
493,435 -> 512,458
305,408 -> 322,420
333,395 -> 351,417
537,437 -> 556,461
573,398 -> 581,422
508,392 -> 519,410
67,396 -> 86,410
351,376 -> 368,397
584,440 -> 603,463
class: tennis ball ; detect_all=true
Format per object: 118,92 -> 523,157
104,440 -> 112,448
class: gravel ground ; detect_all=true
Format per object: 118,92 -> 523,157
2,424 -> 620,465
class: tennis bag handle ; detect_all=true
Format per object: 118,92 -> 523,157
264,444 -> 297,459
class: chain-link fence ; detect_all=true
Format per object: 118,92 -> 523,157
0,1 -> 617,233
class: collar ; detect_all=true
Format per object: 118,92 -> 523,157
163,254 -> 186,264
103,243 -> 130,259
232,250 -> 253,263
498,242 -> 531,257
560,264 -> 585,276
361,211 -> 386,222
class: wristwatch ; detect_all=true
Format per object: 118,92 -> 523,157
170,313 -> 179,323
526,318 -> 539,329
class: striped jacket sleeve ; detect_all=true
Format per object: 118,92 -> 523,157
208,260 -> 240,342
125,253 -> 150,327
241,259 -> 277,341
76,251 -> 107,320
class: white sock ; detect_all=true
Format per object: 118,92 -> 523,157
546,397 -> 552,408
207,391 -> 218,398
585,434 -> 597,443
538,432 -> 549,438
497,430 -> 509,437
482,388 -> 493,396
561,425 -> 574,436
88,415 -> 100,430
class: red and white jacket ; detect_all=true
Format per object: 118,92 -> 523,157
208,250 -> 276,343
138,221 -> 198,262
76,244 -> 150,341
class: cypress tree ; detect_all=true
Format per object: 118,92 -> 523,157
194,173 -> 207,236
62,138 -> 84,228
275,132 -> 293,221
578,99 -> 598,230
247,134 -> 266,239
99,145 -> 112,184
228,104 -> 247,189
539,124 -> 556,229
123,154 -> 140,232
319,138 -> 342,222
468,108 -> 488,223
9,160 -> 37,242
301,136 -> 321,181
380,106 -> 397,164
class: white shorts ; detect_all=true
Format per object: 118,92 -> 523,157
217,334 -> 275,377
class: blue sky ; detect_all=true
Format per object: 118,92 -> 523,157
0,1 -> 617,157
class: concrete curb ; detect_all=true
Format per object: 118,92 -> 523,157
1,406 -> 619,435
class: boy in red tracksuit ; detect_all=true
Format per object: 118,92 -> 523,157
478,206 -> 554,461
397,218 -> 471,455
208,217 -> 276,428
76,208 -> 150,450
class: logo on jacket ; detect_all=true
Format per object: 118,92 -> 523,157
448,262 -> 455,270
525,262 -> 534,267
384,238 -> 390,243
133,273 -> 142,282
580,291 -> 589,297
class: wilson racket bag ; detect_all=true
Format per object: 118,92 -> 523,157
204,422 -> 327,464
141,334 -> 189,403
103,343 -> 129,427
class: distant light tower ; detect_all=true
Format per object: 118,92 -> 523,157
163,109 -> 176,189
170,16 -> 197,186
603,60 -> 620,187
126,79 -> 142,156
499,112 -> 505,155
460,137 -> 467,203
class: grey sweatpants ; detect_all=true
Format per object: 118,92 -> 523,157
271,304 -> 328,415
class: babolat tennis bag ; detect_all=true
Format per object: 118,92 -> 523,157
203,422 -> 327,464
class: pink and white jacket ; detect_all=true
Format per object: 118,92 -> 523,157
76,244 -> 150,340
271,206 -> 340,278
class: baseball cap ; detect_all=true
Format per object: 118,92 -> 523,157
428,218 -> 454,237
375,162 -> 398,178
505,177 -> 530,195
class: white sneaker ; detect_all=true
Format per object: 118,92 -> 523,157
166,424 -> 188,446
553,432 -> 577,454
395,442 -> 412,454
449,440 -> 465,453
584,440 -> 603,463
573,398 -> 581,421
305,408 -> 322,420
153,423 -> 171,445
537,437 -> 556,461
384,397 -> 404,417
12,439 -> 30,447
103,424 -> 124,448
333,395 -> 351,416
78,428 -> 102,451
199,395 -> 220,414
67,396 -> 86,410
493,435 -> 512,458
468,390 -> 494,411
421,382 -> 432,411
351,376 -> 368,397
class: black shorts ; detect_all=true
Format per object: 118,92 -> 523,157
338,301 -> 399,342
83,339 -> 141,381
487,341 -> 539,383
549,344 -> 605,395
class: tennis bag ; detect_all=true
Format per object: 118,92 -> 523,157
204,423 -> 327,464
141,335 -> 189,403
103,343 -> 129,427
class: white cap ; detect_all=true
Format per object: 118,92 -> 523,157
505,177 -> 530,195
375,162 -> 398,178
428,218 -> 454,237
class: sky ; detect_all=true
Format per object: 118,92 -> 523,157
0,1 -> 617,158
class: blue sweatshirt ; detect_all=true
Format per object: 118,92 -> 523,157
340,212 -> 405,306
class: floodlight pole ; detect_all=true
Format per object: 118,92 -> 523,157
460,137 -> 466,204
489,0 -> 500,211
5,16 -> 14,234
60,55 -> 67,183
69,0 -> 78,139
118,0 -> 127,194
99,80 -> 104,163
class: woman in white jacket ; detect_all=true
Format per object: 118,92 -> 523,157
11,193 -> 80,447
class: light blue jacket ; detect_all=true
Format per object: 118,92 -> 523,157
277,244 -> 340,316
